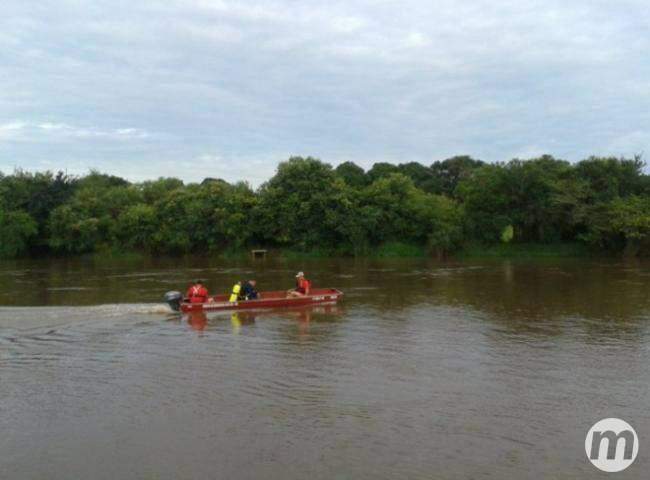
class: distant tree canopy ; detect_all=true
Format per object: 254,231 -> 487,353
1,155 -> 649,258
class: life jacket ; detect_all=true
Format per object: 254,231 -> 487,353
188,285 -> 208,303
296,278 -> 311,294
229,283 -> 241,303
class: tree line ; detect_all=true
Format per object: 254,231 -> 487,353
2,155 -> 650,259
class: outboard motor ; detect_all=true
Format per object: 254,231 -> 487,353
164,291 -> 183,312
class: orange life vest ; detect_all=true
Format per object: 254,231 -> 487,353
187,285 -> 208,303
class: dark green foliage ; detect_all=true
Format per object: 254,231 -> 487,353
578,195 -> 650,255
367,162 -> 400,183
574,156 -> 646,201
455,163 -> 512,243
255,157 -> 356,250
0,170 -> 76,248
431,156 -> 485,196
335,162 -> 368,188
1,154 -> 649,258
140,178 -> 184,204
77,170 -> 129,190
458,156 -> 581,243
47,184 -> 143,253
0,207 -> 37,258
396,162 -> 440,193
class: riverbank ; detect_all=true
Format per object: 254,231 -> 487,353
273,242 -> 593,259
0,241 -> 599,264
456,242 -> 592,259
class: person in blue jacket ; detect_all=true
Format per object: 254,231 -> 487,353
241,280 -> 259,300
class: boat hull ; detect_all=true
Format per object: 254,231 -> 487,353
178,288 -> 343,313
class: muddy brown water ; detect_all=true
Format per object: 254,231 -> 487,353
1,256 -> 649,479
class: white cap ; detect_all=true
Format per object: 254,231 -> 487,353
296,271 -> 304,277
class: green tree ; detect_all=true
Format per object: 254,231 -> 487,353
502,156 -> 570,242
397,162 -> 440,193
76,170 -> 129,190
575,156 -> 646,202
255,157 -> 358,251
114,204 -> 159,250
361,173 -> 430,244
48,205 -> 102,253
457,156 -> 570,243
431,156 -> 485,197
197,181 -> 257,250
0,207 -> 38,258
0,170 -> 76,249
149,184 -> 205,253
48,184 -> 142,253
335,161 -> 368,188
367,162 -> 400,183
456,164 -> 512,243
140,178 -> 184,204
610,196 -> 650,255
580,196 -> 650,255
423,195 -> 464,256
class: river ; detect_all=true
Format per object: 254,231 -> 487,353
1,256 -> 649,479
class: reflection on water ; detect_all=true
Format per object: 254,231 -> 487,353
1,256 -> 650,479
181,304 -> 345,334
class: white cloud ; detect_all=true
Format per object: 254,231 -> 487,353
0,121 -> 28,140
402,32 -> 430,49
330,16 -> 367,33
0,121 -> 151,142
177,22 -> 244,43
604,130 -> 649,157
189,0 -> 287,22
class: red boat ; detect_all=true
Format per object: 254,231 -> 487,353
164,288 -> 343,313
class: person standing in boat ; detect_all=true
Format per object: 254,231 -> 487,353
288,272 -> 311,297
187,280 -> 209,303
241,280 -> 259,300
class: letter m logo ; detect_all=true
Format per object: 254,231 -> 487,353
590,429 -> 635,460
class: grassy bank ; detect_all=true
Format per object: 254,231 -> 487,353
8,241 -> 597,264
277,242 -> 427,259
279,242 -> 592,259
456,242 -> 591,259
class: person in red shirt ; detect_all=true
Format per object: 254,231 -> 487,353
288,272 -> 311,297
186,280 -> 209,303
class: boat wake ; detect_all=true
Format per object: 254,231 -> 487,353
0,303 -> 173,332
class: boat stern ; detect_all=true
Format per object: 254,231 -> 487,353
164,291 -> 183,312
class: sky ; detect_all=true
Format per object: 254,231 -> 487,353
1,0 -> 649,185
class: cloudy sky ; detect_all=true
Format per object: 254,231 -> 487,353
1,0 -> 649,184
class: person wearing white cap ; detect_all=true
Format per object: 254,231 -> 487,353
287,271 -> 311,298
